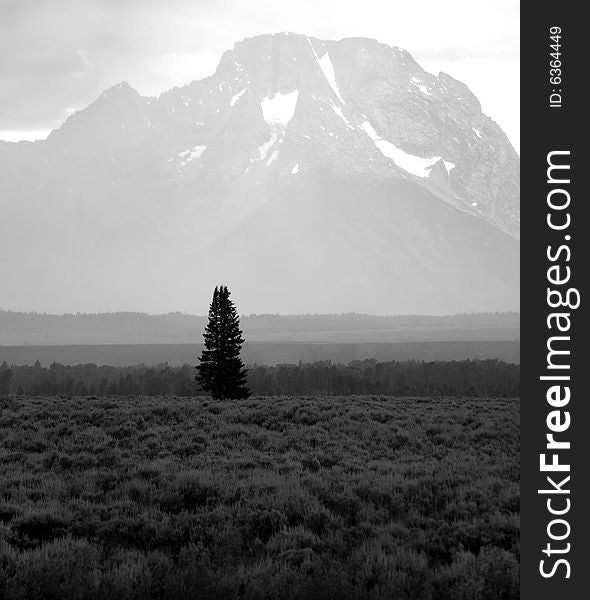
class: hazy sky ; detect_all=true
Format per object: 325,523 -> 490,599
0,0 -> 519,150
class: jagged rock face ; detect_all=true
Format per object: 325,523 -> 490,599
0,32 -> 519,314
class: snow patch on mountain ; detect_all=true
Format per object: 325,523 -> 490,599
330,100 -> 351,127
360,121 -> 453,179
442,160 -> 455,174
261,90 -> 299,126
258,131 -> 279,161
318,53 -> 344,102
307,38 -> 344,104
266,149 -> 280,165
230,88 -> 247,106
410,77 -> 432,96
257,90 -> 299,165
178,145 -> 207,166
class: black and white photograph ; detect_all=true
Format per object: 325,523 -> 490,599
0,1 -> 522,598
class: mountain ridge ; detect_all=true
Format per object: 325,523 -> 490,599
0,32 -> 519,315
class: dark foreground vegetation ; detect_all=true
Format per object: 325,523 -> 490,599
1,358 -> 519,398
0,395 -> 519,599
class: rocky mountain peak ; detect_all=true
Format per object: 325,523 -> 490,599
154,32 -> 519,237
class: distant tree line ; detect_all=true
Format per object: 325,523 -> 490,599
0,359 -> 519,398
0,308 -> 520,345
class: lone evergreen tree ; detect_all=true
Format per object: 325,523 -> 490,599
196,285 -> 250,400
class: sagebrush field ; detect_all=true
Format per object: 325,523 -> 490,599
0,395 -> 519,599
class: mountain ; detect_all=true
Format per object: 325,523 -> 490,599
0,32 -> 519,314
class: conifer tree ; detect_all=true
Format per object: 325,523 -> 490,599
196,285 -> 250,400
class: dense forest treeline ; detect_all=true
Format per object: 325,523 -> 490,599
0,359 -> 519,398
0,341 -> 521,368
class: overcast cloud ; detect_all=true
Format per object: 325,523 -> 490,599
0,0 -> 519,149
